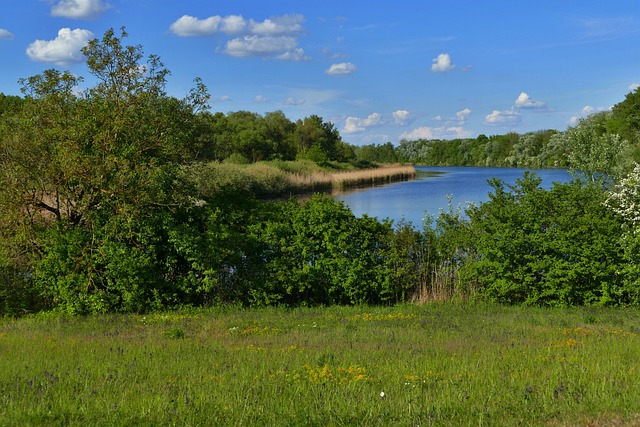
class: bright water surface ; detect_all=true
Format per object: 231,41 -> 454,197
334,166 -> 573,227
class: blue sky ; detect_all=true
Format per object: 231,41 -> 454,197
1,1 -> 639,145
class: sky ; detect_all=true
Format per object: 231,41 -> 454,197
1,0 -> 639,146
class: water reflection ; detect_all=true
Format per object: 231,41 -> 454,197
334,166 -> 573,227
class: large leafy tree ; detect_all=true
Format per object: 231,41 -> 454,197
609,87 -> 640,146
0,28 -> 211,313
566,112 -> 632,182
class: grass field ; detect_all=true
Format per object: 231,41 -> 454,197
1,303 -> 640,426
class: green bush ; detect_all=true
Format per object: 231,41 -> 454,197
450,173 -> 625,306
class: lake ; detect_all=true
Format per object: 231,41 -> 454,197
334,166 -> 573,227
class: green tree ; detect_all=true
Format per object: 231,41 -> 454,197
294,115 -> 343,162
609,87 -> 640,146
0,28 -> 211,313
566,112 -> 632,182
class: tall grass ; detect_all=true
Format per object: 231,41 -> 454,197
2,304 -> 640,426
187,161 -> 416,198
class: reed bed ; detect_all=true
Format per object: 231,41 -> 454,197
189,161 -> 416,198
2,304 -> 640,426
330,164 -> 415,190
284,164 -> 416,193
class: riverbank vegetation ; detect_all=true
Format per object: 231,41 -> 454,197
2,304 -> 640,426
188,160 -> 415,198
2,28 -> 640,316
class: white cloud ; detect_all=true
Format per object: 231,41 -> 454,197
170,13 -> 308,61
169,15 -> 246,37
514,92 -> 546,109
343,117 -> 364,134
26,28 -> 94,66
392,110 -> 411,125
456,108 -> 472,122
325,62 -> 357,76
213,95 -> 231,103
223,35 -> 307,61
255,95 -> 269,103
276,48 -> 307,61
446,127 -> 473,138
343,113 -> 383,134
400,127 -> 436,140
0,29 -> 14,40
569,105 -> 611,125
582,105 -> 595,115
485,109 -> 521,125
221,15 -> 247,34
50,0 -> 110,19
431,53 -> 455,72
284,97 -> 305,106
248,14 -> 304,35
629,83 -> 639,92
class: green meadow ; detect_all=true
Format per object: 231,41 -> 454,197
2,304 -> 640,426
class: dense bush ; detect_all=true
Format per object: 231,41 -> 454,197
439,173 -> 626,306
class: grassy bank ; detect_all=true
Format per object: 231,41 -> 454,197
1,304 -> 640,426
187,160 -> 416,198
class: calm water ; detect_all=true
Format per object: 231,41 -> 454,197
334,166 -> 573,227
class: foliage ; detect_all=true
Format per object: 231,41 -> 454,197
566,112 -> 632,181
353,142 -> 399,164
444,173 -> 625,306
605,163 -> 640,304
247,196 -> 401,305
0,28 -> 210,313
396,130 -> 566,168
609,86 -> 640,145
4,27 -> 640,315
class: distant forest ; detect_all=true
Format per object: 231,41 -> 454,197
3,89 -> 640,170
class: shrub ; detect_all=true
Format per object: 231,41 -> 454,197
454,173 -> 625,306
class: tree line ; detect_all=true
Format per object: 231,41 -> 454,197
2,28 -> 640,315
396,100 -> 640,170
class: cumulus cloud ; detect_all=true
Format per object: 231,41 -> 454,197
255,95 -> 269,103
431,53 -> 455,72
50,0 -> 110,19
514,92 -> 546,109
171,13 -> 308,61
400,127 -> 436,140
446,126 -> 473,138
400,125 -> 472,140
581,105 -> 595,115
485,109 -> 521,125
569,105 -> 611,125
169,15 -> 247,37
342,113 -> 383,134
456,108 -> 472,122
26,28 -> 94,66
0,29 -> 14,40
248,14 -> 304,35
224,35 -> 308,61
392,110 -> 411,125
629,83 -> 639,92
169,15 -> 246,36
325,62 -> 357,76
